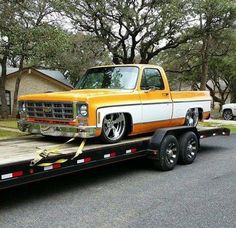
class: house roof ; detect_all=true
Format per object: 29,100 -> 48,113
1,67 -> 73,88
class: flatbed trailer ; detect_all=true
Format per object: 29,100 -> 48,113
0,126 -> 230,190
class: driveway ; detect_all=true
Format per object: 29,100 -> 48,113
0,134 -> 236,228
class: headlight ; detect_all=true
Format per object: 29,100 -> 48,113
79,104 -> 88,117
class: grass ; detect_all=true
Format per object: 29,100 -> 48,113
0,119 -> 18,129
199,122 -> 236,134
0,129 -> 27,139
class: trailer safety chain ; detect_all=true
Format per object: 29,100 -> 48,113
30,134 -> 86,167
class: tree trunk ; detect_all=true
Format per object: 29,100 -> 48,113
230,78 -> 236,103
200,35 -> 211,90
0,56 -> 9,119
12,56 -> 24,117
199,13 -> 211,91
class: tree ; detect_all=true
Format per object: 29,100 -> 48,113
0,0 -> 69,117
9,1 -> 62,116
155,29 -> 236,108
191,0 -> 236,90
54,0 -> 192,64
38,33 -> 111,86
0,0 -> 17,118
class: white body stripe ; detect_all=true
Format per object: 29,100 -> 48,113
172,100 -> 211,119
1,173 -> 13,180
97,100 -> 211,128
142,103 -> 172,122
97,105 -> 142,128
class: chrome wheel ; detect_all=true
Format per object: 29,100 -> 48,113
178,131 -> 199,165
102,113 -> 126,143
165,142 -> 178,165
152,135 -> 179,171
186,137 -> 197,159
185,108 -> 199,127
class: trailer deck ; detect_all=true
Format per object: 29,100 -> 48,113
0,127 -> 230,189
0,135 -> 151,166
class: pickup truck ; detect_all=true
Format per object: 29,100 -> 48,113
222,103 -> 236,120
17,64 -> 211,143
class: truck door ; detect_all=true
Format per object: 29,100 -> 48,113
139,68 -> 172,126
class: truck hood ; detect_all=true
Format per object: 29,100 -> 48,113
18,89 -> 134,102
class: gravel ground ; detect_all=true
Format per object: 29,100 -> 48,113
0,134 -> 236,228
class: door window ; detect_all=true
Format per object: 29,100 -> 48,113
141,68 -> 164,90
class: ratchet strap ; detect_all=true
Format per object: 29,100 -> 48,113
30,135 -> 86,167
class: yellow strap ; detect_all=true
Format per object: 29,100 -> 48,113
72,139 -> 86,160
30,134 -> 78,166
31,135 -> 86,167
37,159 -> 68,167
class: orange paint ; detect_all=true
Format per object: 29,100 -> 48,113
19,64 -> 211,138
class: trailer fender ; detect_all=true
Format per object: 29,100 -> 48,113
149,126 -> 199,154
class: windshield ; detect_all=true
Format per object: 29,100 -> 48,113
76,66 -> 139,90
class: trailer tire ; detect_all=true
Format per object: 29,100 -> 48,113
178,131 -> 199,165
153,135 -> 179,171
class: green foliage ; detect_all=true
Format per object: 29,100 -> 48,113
153,0 -> 236,104
0,0 -> 235,108
41,33 -> 111,86
53,0 -> 192,64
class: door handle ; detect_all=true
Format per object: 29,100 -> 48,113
162,93 -> 169,96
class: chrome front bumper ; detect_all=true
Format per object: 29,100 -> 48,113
17,120 -> 97,138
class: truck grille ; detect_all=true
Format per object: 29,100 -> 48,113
25,101 -> 74,120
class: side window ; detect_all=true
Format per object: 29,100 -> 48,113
141,68 -> 164,90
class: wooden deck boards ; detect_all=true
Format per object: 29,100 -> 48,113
0,135 -> 151,166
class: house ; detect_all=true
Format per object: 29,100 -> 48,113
1,67 -> 73,114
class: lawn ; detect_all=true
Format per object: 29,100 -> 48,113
0,129 -> 27,139
0,119 -> 18,129
199,122 -> 236,134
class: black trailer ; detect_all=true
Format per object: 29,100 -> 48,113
0,126 -> 230,190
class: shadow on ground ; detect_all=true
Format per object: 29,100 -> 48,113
0,137 -> 229,209
0,157 -> 152,209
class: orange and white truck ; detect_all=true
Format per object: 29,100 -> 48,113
0,65 -> 230,190
17,64 -> 211,143
1,63 -> 230,189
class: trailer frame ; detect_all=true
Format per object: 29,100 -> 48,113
0,126 -> 230,190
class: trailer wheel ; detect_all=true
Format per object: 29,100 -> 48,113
153,135 -> 179,171
178,131 -> 199,165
